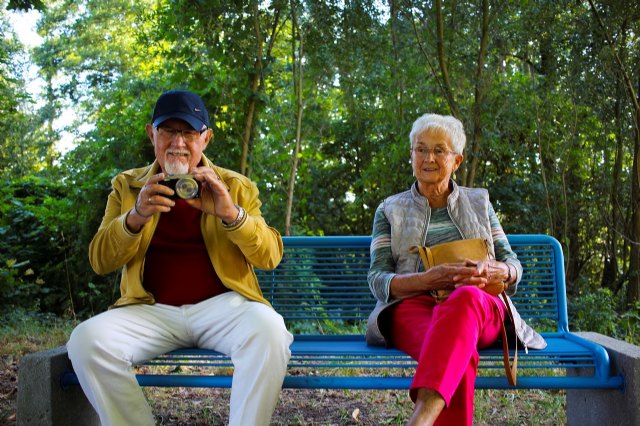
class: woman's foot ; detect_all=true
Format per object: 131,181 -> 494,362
407,388 -> 445,426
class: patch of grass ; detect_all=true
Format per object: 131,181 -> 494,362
475,389 -> 565,425
0,309 -> 76,358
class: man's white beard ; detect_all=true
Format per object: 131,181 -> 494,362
164,152 -> 190,175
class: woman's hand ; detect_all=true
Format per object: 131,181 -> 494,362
455,259 -> 511,295
389,260 -> 513,300
427,263 -> 487,290
389,263 -> 485,299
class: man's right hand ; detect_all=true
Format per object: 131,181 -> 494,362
126,173 -> 175,233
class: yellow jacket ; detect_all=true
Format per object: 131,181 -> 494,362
89,154 -> 283,308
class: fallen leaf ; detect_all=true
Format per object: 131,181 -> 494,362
351,407 -> 360,422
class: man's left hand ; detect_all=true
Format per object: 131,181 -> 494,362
186,166 -> 240,224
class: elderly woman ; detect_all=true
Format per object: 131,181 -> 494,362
366,114 -> 546,425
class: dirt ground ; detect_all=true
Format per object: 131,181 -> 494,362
0,356 -> 18,425
1,354 -> 565,425
147,387 -> 414,425
0,352 -> 412,425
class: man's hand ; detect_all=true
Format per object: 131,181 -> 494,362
126,173 -> 175,232
186,167 -> 240,224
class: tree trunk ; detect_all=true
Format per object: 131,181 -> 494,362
465,0 -> 490,188
389,0 -> 405,125
434,0 -> 461,120
285,1 -> 304,236
240,4 -> 282,177
602,88 -> 625,291
240,3 -> 263,176
629,117 -> 640,303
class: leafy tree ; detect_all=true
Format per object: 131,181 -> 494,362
6,0 -> 44,12
2,0 -> 639,316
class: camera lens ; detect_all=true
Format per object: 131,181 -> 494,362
175,177 -> 199,199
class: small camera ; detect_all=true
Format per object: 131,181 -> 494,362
160,175 -> 201,199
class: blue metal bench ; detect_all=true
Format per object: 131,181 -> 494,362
61,234 -> 623,391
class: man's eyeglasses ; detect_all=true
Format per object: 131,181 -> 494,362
412,146 -> 456,158
156,126 -> 206,142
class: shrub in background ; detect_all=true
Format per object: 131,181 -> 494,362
569,287 -> 640,345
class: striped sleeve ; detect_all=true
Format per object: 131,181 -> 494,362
367,203 -> 396,303
489,203 -> 523,294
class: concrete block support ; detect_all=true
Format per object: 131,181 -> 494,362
567,332 -> 640,426
17,346 -> 99,426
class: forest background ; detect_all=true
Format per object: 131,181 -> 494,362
1,0 -> 639,343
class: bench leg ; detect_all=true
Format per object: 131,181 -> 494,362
566,332 -> 640,426
17,346 -> 99,426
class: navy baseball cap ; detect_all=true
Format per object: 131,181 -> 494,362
151,90 -> 209,131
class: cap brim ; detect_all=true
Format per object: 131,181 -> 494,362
152,113 -> 206,131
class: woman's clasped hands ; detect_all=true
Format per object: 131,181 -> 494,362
453,259 -> 509,296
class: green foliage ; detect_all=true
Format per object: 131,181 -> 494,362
620,301 -> 640,346
6,0 -> 45,12
0,176 -> 69,312
569,288 -> 618,337
286,319 -> 366,335
0,0 -> 638,328
0,9 -> 55,178
569,288 -> 640,345
0,172 -> 117,316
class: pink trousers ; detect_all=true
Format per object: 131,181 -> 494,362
390,286 -> 505,426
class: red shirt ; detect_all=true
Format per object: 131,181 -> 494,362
143,199 -> 229,305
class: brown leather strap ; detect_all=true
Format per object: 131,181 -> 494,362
417,246 -> 434,269
499,291 -> 518,386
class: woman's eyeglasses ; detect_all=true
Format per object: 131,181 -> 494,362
412,146 -> 456,158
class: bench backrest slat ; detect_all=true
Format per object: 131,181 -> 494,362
256,234 -> 567,334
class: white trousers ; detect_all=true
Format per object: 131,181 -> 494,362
67,291 -> 293,426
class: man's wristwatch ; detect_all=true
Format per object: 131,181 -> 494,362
222,204 -> 245,228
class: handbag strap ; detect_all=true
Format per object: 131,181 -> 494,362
498,291 -> 518,386
417,246 -> 435,269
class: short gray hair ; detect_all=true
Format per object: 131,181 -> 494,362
409,114 -> 466,154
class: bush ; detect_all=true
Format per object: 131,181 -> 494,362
569,288 -> 640,345
0,177 -> 70,313
0,173 -> 118,317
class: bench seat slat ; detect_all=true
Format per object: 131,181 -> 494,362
74,374 -> 614,391
123,332 -> 620,390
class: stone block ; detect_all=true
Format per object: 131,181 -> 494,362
17,346 -> 99,426
567,332 -> 640,426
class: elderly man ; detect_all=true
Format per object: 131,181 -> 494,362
67,89 -> 292,426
